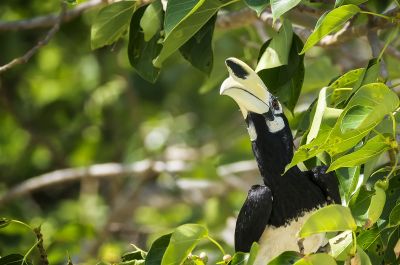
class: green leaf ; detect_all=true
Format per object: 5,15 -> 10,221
329,68 -> 364,89
247,242 -> 260,265
293,253 -> 337,265
145,234 -> 171,265
267,251 -> 302,265
245,0 -> 270,15
140,0 -> 163,42
179,15 -> 216,75
91,1 -> 135,49
161,224 -> 208,265
128,5 -> 163,83
0,254 -> 31,265
300,5 -> 360,54
340,105 -> 373,133
299,205 -> 357,238
329,230 -> 353,261
353,246 -> 372,265
271,0 -> 302,21
306,87 -> 327,144
389,203 -> 400,227
164,0 -> 197,35
287,83 -> 399,170
350,58 -> 380,95
256,20 -> 293,69
258,34 -> 304,112
229,252 -> 249,265
336,0 -> 368,7
154,0 -> 230,67
336,166 -> 360,204
0,217 -> 11,229
122,250 -> 146,262
328,135 -> 391,172
364,184 -> 386,228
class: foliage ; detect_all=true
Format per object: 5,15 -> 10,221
1,0 -> 400,264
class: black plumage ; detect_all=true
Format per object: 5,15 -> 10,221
220,57 -> 341,260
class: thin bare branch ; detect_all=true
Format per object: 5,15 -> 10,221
0,3 -> 67,74
0,0 -> 104,31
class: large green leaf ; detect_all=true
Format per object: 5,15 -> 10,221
161,224 -> 208,265
328,134 -> 392,172
164,0 -> 197,35
145,234 -> 171,265
300,5 -> 360,54
293,253 -> 337,265
286,83 -> 399,170
329,230 -> 353,261
271,0 -> 302,20
91,1 -> 136,49
267,251 -> 302,265
256,20 -> 293,70
245,0 -> 270,15
299,205 -> 357,238
258,34 -> 304,112
247,242 -> 260,265
336,166 -> 360,205
154,0 -> 233,67
179,15 -> 216,75
229,252 -> 249,265
140,0 -> 163,42
128,5 -> 163,83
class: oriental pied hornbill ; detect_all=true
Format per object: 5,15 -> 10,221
220,58 -> 341,264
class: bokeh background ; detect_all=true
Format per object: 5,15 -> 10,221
1,1 -> 398,264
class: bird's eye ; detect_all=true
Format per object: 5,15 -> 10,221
271,98 -> 280,110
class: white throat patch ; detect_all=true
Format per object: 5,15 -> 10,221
266,116 -> 285,133
247,120 -> 258,141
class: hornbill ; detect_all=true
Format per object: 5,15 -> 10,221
220,57 -> 341,264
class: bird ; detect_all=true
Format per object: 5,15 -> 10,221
220,57 -> 341,264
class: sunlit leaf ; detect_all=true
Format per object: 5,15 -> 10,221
329,230 -> 353,261
247,242 -> 260,265
351,58 -> 380,93
256,20 -> 293,70
364,184 -> 386,228
267,251 -> 302,265
299,205 -> 357,238
293,253 -> 337,265
301,5 -> 360,54
91,1 -> 136,49
271,0 -> 302,20
328,135 -> 391,172
140,0 -> 163,41
340,105 -> 373,133
161,224 -> 208,265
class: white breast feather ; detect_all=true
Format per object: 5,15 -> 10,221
253,210 -> 326,265
266,116 -> 285,133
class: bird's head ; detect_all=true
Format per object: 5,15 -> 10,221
220,57 -> 285,141
220,57 -> 294,180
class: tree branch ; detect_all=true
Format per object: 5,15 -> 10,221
0,0 -> 104,31
0,2 -> 67,74
0,159 -> 258,206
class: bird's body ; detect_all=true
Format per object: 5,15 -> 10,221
220,58 -> 340,263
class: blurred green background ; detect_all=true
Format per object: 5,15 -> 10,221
1,1 -> 396,264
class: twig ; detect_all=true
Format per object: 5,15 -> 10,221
0,2 -> 67,74
33,226 -> 49,265
0,0 -> 104,31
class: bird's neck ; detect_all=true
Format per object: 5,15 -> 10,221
247,113 -> 295,188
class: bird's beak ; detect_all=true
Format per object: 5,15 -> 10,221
220,57 -> 271,118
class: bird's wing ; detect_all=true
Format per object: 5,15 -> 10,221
235,184 -> 273,252
308,165 -> 341,204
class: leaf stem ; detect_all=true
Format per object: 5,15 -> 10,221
359,11 -> 393,21
207,235 -> 225,256
23,238 -> 42,265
